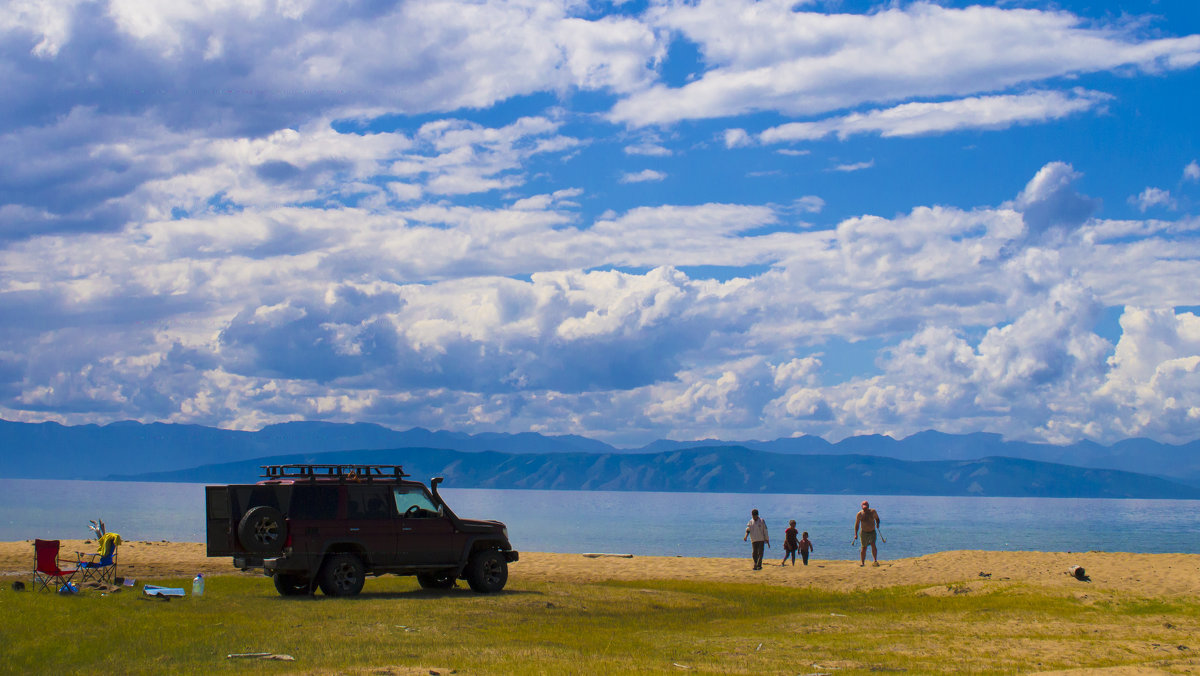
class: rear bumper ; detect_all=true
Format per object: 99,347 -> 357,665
504,551 -> 519,563
233,554 -> 264,570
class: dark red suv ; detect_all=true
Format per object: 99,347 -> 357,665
206,464 -> 518,596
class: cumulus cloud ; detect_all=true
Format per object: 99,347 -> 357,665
1095,308 -> 1200,441
4,159 -> 1200,443
2,0 -> 1199,447
1011,161 -> 1099,240
0,1 -> 661,134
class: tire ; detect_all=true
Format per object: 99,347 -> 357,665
317,553 -> 365,597
273,573 -> 310,596
416,572 -> 456,590
466,550 -> 507,593
238,506 -> 287,553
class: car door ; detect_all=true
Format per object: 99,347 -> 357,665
287,485 -> 342,569
345,485 -> 400,568
392,486 -> 457,565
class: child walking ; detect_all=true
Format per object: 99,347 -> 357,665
799,531 -> 815,565
781,520 -> 800,566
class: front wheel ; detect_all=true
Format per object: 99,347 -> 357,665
317,553 -> 365,597
273,573 -> 310,596
466,550 -> 507,593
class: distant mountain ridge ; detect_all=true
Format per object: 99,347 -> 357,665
2,419 -> 1200,491
106,446 -> 1200,500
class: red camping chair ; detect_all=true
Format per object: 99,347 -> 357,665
33,539 -> 79,592
79,533 -> 121,585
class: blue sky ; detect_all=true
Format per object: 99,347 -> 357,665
2,0 -> 1200,446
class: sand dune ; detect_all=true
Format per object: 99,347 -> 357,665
5,540 -> 1199,599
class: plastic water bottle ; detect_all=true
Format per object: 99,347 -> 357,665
192,573 -> 204,596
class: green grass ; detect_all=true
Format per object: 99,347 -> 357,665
4,575 -> 1199,675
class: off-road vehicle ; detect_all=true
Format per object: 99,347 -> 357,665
206,464 -> 518,596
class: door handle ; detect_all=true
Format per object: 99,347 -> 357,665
350,527 -> 360,532
402,527 -> 413,532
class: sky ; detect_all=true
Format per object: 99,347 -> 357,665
2,0 -> 1200,447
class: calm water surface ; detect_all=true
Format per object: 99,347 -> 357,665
2,479 -> 1196,560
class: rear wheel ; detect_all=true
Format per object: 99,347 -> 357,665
317,553 -> 365,597
272,573 -> 310,596
466,550 -> 507,593
416,571 -> 456,590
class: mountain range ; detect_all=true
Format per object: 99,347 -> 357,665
106,446 -> 1200,499
3,419 -> 1200,497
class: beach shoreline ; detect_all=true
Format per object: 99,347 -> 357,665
6,540 -> 1200,597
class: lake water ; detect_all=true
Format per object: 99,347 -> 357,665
3,479 -> 1197,560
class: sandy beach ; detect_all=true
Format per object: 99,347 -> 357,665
7,539 -> 1200,599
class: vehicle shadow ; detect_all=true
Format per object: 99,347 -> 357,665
269,587 -> 542,601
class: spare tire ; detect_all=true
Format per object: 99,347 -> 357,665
238,505 -> 287,552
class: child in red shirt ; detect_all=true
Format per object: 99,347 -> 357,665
781,520 -> 800,566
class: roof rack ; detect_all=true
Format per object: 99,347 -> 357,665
260,464 -> 410,482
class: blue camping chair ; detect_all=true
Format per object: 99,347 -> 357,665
79,532 -> 121,585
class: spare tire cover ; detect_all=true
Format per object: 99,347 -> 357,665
238,505 -> 287,552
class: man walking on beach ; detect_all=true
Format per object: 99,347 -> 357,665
744,509 -> 769,570
854,500 -> 881,567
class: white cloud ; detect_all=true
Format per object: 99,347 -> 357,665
722,128 -> 752,148
1094,308 -> 1200,441
1,0 -> 87,57
2,0 -> 662,138
1011,161 -> 1099,239
623,136 -> 673,157
793,196 -> 825,214
760,89 -> 1110,144
1129,187 -> 1176,212
1185,161 -> 1200,181
612,2 -> 1200,126
619,169 -> 667,183
833,160 -> 873,172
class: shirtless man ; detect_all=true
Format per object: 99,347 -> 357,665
854,500 -> 881,567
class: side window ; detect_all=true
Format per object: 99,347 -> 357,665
347,487 -> 393,520
393,487 -> 440,518
289,486 -> 339,520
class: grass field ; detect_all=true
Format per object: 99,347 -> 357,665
5,574 -> 1200,675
